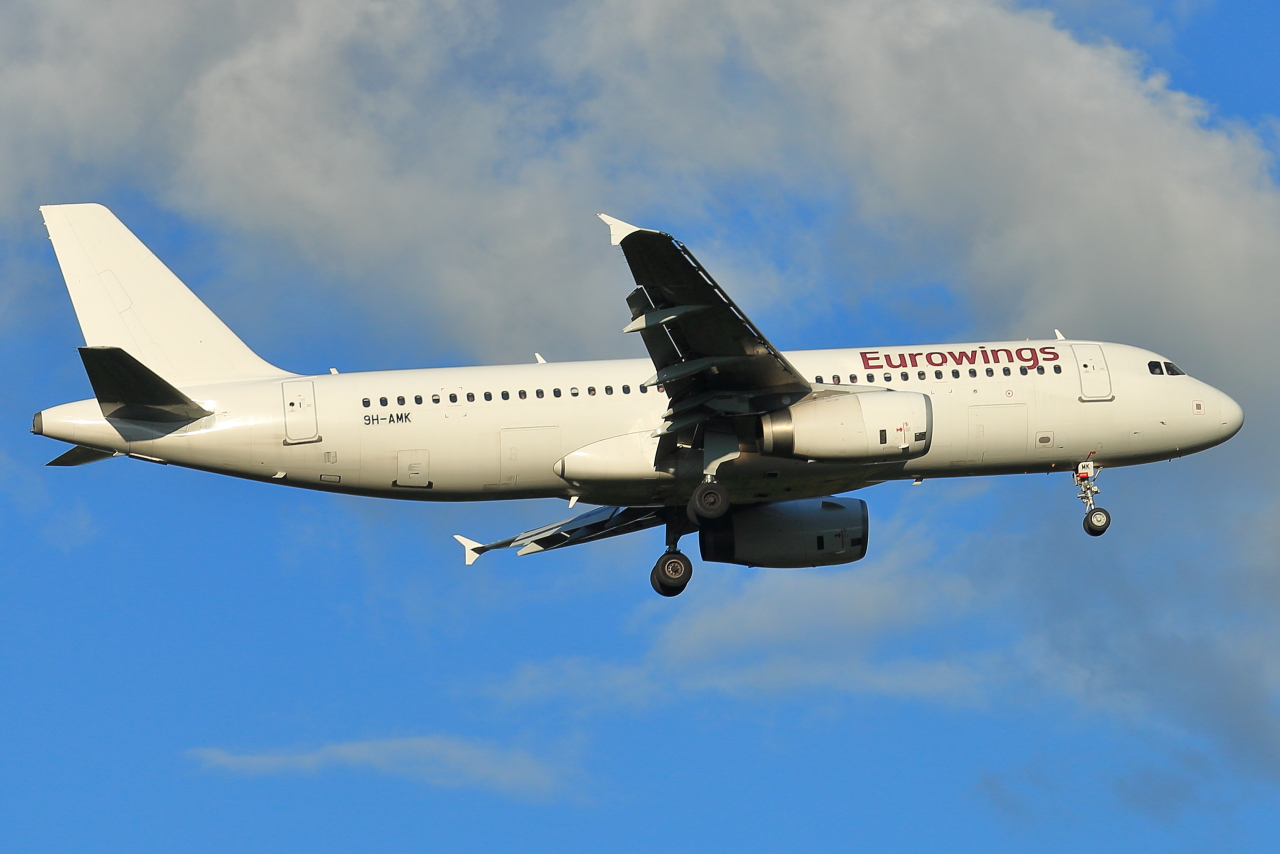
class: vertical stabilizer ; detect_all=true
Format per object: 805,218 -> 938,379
40,204 -> 290,385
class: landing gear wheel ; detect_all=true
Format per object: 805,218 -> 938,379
688,481 -> 730,524
1084,507 -> 1111,537
651,551 -> 693,597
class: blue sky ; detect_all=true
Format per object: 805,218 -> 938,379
2,1 -> 1280,851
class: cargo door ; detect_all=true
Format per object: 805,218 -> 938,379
967,404 -> 1028,463
500,427 -> 561,488
282,380 -> 319,443
1072,344 -> 1113,400
395,450 -> 431,488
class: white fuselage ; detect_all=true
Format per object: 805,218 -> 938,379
36,339 -> 1242,507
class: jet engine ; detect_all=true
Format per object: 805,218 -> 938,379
698,497 -> 869,568
759,390 -> 931,461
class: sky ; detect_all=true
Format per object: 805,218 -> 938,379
2,0 -> 1279,851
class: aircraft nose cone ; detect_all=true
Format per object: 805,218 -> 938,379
1219,391 -> 1244,440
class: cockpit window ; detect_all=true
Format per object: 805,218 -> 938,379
1148,361 -> 1164,375
1164,362 -> 1185,376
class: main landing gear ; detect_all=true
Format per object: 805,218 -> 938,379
652,507 -> 699,597
1076,461 -> 1111,537
688,479 -> 729,523
650,478 -> 732,597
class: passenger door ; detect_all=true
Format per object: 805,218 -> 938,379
282,380 -> 319,444
1072,344 -> 1113,400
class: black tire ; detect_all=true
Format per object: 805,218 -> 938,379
689,482 -> 730,521
1084,507 -> 1111,537
651,552 -> 693,596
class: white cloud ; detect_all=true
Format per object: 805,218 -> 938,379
5,0 -> 1280,795
189,734 -> 560,797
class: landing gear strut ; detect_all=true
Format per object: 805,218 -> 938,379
652,509 -> 696,597
1076,461 -> 1111,537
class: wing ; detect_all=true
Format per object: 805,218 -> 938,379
454,505 -> 663,565
599,215 -> 811,436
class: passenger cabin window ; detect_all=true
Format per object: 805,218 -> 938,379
448,393 -> 457,403
1019,366 -> 1028,376
380,396 -> 388,406
969,368 -> 977,378
917,371 -> 926,380
1164,362 -> 1185,376
466,392 -> 475,402
432,394 -> 441,404
570,387 -> 579,397
1036,366 -> 1044,375
484,392 -> 492,401
553,388 -> 562,398
883,373 -> 892,383
815,376 -> 823,383
831,375 -> 840,384
414,395 -> 423,404
536,389 -> 544,399
985,368 -> 994,377
622,385 -> 631,394
849,375 -> 858,384
639,386 -> 647,393
1002,367 -> 1011,376
1053,365 -> 1062,374
501,391 -> 510,400
1148,361 -> 1164,375
867,373 -> 875,383
519,390 -> 527,399
952,370 -> 960,379
397,396 -> 405,405
900,372 -> 908,381
588,387 -> 597,396
605,386 -> 614,395
362,398 -> 370,407
935,370 -> 943,379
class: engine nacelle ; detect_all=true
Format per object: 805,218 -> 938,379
699,497 -> 869,568
759,390 -> 931,461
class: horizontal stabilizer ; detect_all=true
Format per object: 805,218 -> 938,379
46,445 -> 118,466
79,346 -> 212,423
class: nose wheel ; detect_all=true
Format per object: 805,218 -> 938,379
1084,507 -> 1111,536
1075,461 -> 1110,537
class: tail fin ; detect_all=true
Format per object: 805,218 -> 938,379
41,204 -> 290,385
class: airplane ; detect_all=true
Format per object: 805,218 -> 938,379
31,204 -> 1243,597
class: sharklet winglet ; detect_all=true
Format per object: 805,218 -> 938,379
597,213 -> 657,246
453,534 -> 484,566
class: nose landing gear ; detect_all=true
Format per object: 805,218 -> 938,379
1076,461 -> 1110,537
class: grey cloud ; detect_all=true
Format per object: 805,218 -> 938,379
189,734 -> 560,797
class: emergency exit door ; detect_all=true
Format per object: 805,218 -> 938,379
282,380 -> 319,443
